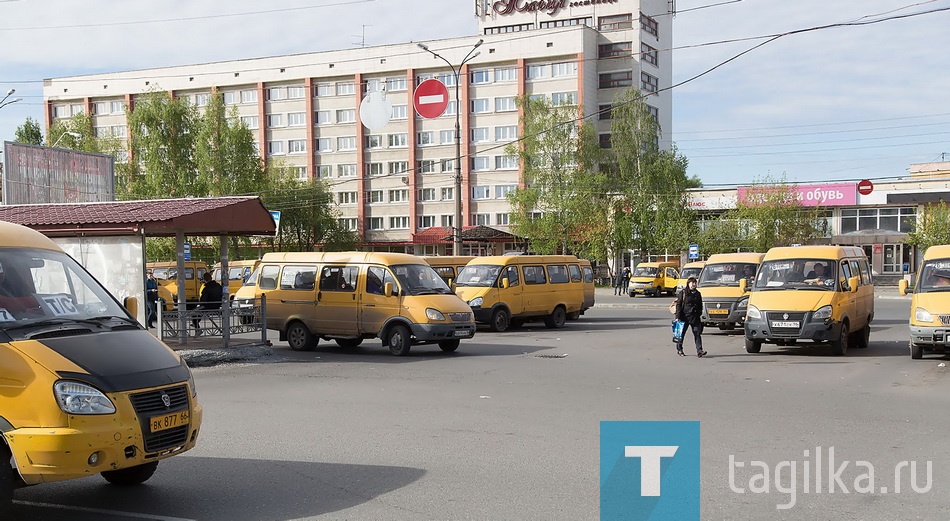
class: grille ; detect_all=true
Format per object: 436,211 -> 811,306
129,385 -> 190,454
766,312 -> 806,336
704,302 -> 733,321
448,312 -> 472,323
939,315 -> 950,326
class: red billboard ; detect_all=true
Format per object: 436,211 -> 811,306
2,141 -> 115,204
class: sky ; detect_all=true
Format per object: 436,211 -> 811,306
1,0 -> 948,188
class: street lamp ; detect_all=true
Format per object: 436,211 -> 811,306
417,39 -> 483,255
0,88 -> 21,111
51,131 -> 81,149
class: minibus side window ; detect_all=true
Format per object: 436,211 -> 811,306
198,268 -> 207,280
583,267 -> 593,283
524,265 -> 546,285
858,259 -> 871,285
840,261 -> 853,291
504,266 -> 520,287
280,266 -> 316,290
569,264 -> 581,282
320,265 -> 359,292
184,268 -> 195,280
547,265 -> 569,284
366,266 -> 397,295
259,265 -> 280,290
849,260 -> 862,286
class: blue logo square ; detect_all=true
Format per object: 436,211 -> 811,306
600,421 -> 700,521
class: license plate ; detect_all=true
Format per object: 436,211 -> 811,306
454,330 -> 471,337
709,309 -> 729,315
771,321 -> 800,328
150,411 -> 190,433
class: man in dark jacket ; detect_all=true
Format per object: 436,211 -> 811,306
193,272 -> 222,336
675,276 -> 706,357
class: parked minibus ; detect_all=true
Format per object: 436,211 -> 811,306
627,261 -> 679,297
453,255 -> 585,331
899,244 -> 950,359
675,261 -> 706,295
146,260 -> 209,306
234,252 -> 475,356
578,259 -> 596,316
697,253 -> 764,330
744,246 -> 874,355
0,221 -> 202,515
423,256 -> 475,286
211,259 -> 261,296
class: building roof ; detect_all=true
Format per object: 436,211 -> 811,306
0,196 -> 276,237
412,225 -> 520,245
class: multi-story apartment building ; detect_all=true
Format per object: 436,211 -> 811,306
43,0 -> 674,254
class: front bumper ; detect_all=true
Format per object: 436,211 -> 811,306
701,299 -> 744,325
910,325 -> 950,347
744,312 -> 842,344
6,402 -> 202,485
410,322 -> 476,342
628,283 -> 659,296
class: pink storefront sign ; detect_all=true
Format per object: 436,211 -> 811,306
737,182 -> 857,207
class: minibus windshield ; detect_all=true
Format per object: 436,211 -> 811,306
680,267 -> 702,280
754,259 -> 838,291
699,263 -> 758,287
456,264 -> 502,287
633,266 -> 657,277
0,248 -> 129,327
917,260 -> 950,292
392,264 -> 454,295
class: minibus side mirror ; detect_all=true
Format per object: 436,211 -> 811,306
899,279 -> 912,295
123,296 -> 138,318
384,282 -> 394,297
501,277 -> 510,289
739,279 -> 748,293
848,276 -> 860,294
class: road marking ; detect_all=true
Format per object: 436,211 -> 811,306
15,500 -> 197,521
418,94 -> 444,104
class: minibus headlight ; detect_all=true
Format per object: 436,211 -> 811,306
54,381 -> 116,415
812,305 -> 833,320
468,297 -> 483,307
746,305 -> 761,320
915,307 -> 935,323
737,298 -> 748,309
185,362 -> 197,398
426,308 -> 446,321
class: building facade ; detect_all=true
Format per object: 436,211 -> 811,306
43,0 -> 674,254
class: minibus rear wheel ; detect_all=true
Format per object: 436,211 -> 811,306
1,445 -> 13,517
544,307 -> 567,329
101,461 -> 158,486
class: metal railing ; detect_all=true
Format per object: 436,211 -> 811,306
156,295 -> 267,348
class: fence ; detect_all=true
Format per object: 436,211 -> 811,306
156,295 -> 268,348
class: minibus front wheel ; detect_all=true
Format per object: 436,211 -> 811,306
286,321 -> 318,351
910,341 -> 923,360
386,324 -> 412,356
831,323 -> 849,356
490,308 -> 510,332
744,338 -> 762,353
439,339 -> 460,352
101,461 -> 159,486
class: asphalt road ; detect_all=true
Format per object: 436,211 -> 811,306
13,293 -> 950,520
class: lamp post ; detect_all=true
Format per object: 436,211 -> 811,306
417,39 -> 482,255
51,131 -> 82,149
0,89 -> 21,111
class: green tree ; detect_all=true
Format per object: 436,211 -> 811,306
505,95 -> 607,256
14,117 -> 43,145
609,88 -> 694,259
906,202 -> 950,250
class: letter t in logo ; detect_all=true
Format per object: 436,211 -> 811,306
625,446 -> 679,496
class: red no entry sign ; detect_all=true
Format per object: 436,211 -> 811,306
413,79 -> 449,119
857,179 -> 874,195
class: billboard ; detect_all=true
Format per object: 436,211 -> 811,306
2,141 -> 115,205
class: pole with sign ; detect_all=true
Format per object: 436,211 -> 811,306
688,244 -> 699,260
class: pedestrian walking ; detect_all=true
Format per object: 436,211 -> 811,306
674,276 -> 707,357
145,270 -> 158,328
614,268 -> 625,295
621,267 -> 631,295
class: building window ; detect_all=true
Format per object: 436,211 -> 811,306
472,186 -> 491,200
484,23 -> 533,34
540,16 -> 591,28
387,77 -> 408,91
641,72 -> 659,93
291,166 -> 307,179
440,129 -> 456,144
599,71 -> 633,89
495,96 -> 517,112
495,125 -> 518,141
441,187 -> 454,201
495,67 -> 518,82
336,82 -> 356,95
93,102 -> 108,115
551,62 -> 577,77
364,135 -> 383,149
418,215 -> 437,229
267,141 -> 284,155
288,140 -> 307,154
315,110 -> 332,124
317,165 -> 333,178
438,73 -> 457,87
495,185 -> 516,198
338,164 -> 357,177
338,192 -> 358,204
646,105 -> 658,121
192,96 -> 208,108
223,92 -> 238,105
94,127 -> 108,138
472,213 -> 491,225
392,104 -> 408,120
315,138 -> 332,152
366,190 -> 384,204
417,131 -> 435,146
471,127 -> 490,143
443,100 -> 457,116
471,98 -> 491,114
599,42 -> 632,59
470,69 -> 492,84
241,90 -> 258,104
70,104 -> 84,116
388,133 -> 408,148
365,78 -> 382,93
287,112 -> 306,127
316,84 -> 334,97
440,215 -> 455,227
389,216 -> 410,229
287,86 -> 306,99
389,161 -> 408,175
496,213 -> 510,225
110,125 -> 127,138
471,156 -> 490,171
418,160 -> 437,174
241,115 -> 259,129
640,12 -> 659,37
599,13 -> 633,31
338,136 -> 357,151
641,42 -> 659,66
599,134 -> 612,149
337,109 -> 356,123
367,162 -> 384,176
495,156 -> 518,170
599,104 -> 613,120
527,64 -> 548,80
338,217 -> 357,231
440,159 -> 455,172
267,114 -> 284,127
267,87 -> 284,101
840,207 -> 916,234
419,188 -> 437,201
389,189 -> 408,202
551,92 -> 577,106
366,217 -> 384,230
115,150 -> 129,163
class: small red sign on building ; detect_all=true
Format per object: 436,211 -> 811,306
413,79 -> 449,119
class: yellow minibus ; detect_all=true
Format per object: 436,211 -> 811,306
899,245 -> 950,359
697,253 -> 764,330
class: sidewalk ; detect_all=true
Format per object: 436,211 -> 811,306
152,329 -> 273,367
